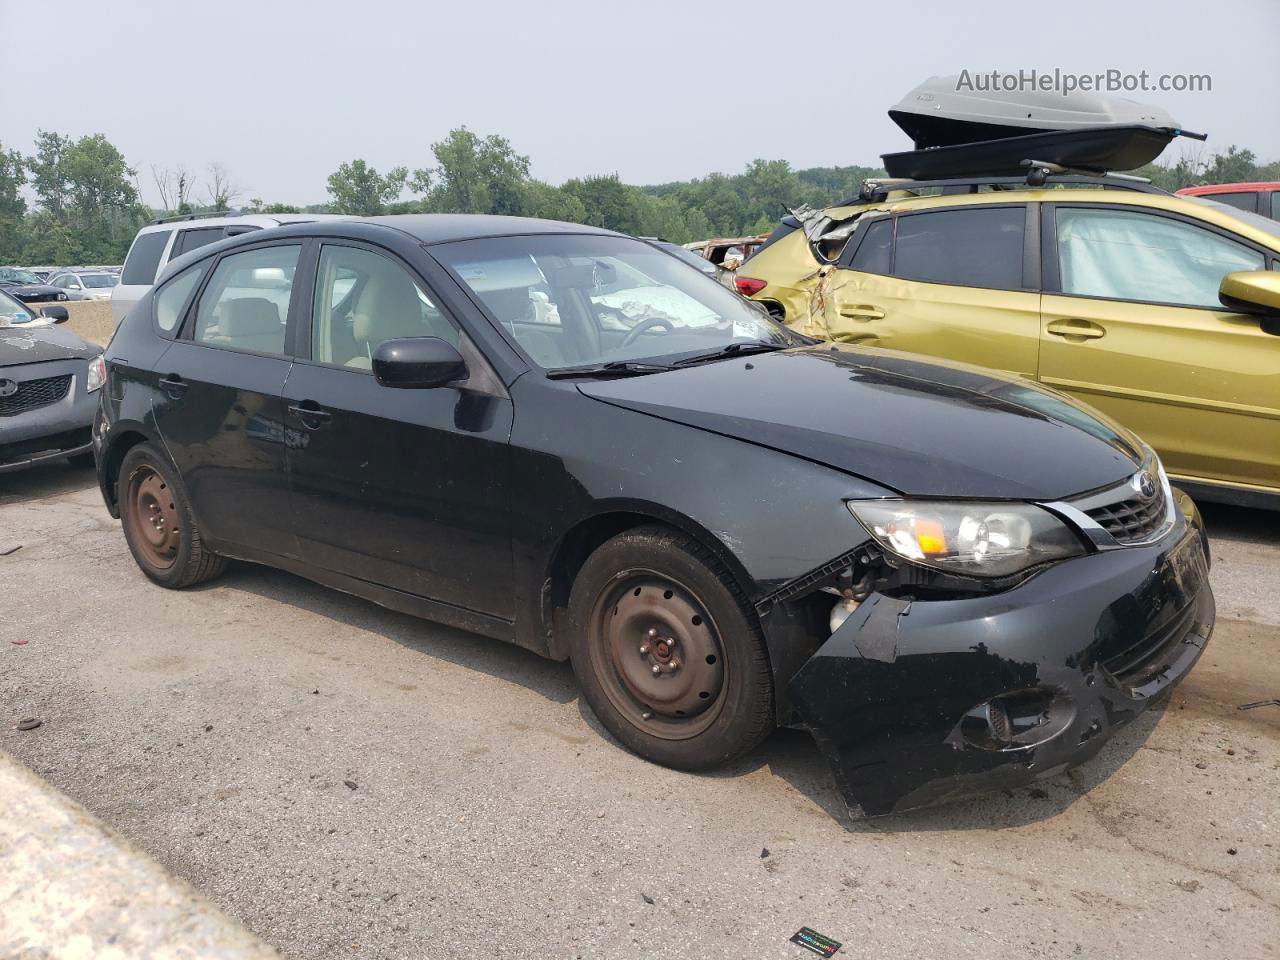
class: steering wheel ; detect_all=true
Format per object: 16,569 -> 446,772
620,316 -> 675,347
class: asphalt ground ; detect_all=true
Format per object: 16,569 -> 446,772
2,461 -> 1278,959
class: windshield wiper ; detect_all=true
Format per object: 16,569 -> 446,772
672,341 -> 788,366
545,360 -> 675,379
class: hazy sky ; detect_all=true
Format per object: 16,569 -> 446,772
2,0 -> 1277,208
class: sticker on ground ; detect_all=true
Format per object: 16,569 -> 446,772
790,926 -> 842,957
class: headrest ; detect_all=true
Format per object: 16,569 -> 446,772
222,297 -> 280,335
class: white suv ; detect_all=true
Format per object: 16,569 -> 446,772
111,213 -> 346,324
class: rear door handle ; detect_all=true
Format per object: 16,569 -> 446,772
287,401 -> 332,429
158,374 -> 187,399
838,305 -> 885,321
1045,319 -> 1106,340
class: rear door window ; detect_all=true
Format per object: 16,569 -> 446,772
171,227 -> 226,258
192,245 -> 301,355
893,207 -> 1025,289
1271,192 -> 1280,221
121,230 -> 172,285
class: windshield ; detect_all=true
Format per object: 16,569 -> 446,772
1185,196 -> 1280,244
0,268 -> 41,284
81,273 -> 118,288
433,234 -> 791,370
0,288 -> 35,324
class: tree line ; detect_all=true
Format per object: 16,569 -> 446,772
1,126 -> 1277,265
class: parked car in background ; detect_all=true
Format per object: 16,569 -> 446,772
0,267 -> 70,304
1177,182 -> 1280,220
22,267 -> 57,281
94,214 -> 1213,816
647,239 -> 721,279
47,270 -> 120,301
111,212 -> 348,324
739,173 -> 1280,511
0,290 -> 103,472
684,235 -> 769,271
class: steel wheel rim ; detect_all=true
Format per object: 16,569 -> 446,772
127,465 -> 180,569
589,570 -> 727,741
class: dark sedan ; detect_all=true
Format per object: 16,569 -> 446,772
0,267 -> 70,304
93,215 -> 1214,816
0,293 -> 103,472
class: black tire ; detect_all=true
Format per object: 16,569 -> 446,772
117,442 -> 226,589
67,451 -> 96,469
568,524 -> 774,770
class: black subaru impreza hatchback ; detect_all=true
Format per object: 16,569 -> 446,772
94,215 -> 1214,816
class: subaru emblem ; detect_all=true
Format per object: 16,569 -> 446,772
0,378 -> 17,398
1132,470 -> 1158,500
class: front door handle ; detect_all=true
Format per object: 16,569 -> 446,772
287,401 -> 332,430
838,305 -> 885,321
1045,319 -> 1106,341
158,374 -> 187,399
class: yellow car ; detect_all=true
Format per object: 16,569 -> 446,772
738,175 -> 1280,509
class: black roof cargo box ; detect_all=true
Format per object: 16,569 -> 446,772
882,75 -> 1205,177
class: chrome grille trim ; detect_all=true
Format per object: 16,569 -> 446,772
1040,461 -> 1178,550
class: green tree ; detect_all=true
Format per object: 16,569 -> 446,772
414,127 -> 531,216
24,132 -> 144,261
326,159 -> 408,215
0,142 -> 27,260
27,131 -> 72,218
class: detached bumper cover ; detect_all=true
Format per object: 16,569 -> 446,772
788,518 -> 1213,817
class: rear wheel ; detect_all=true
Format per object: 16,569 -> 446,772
118,443 -> 225,589
568,525 -> 774,770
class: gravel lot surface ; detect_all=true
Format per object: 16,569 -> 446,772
2,462 -> 1278,959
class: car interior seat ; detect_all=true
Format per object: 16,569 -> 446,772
214,297 -> 283,353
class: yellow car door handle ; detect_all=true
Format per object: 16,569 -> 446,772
1045,319 -> 1106,340
838,305 -> 885,321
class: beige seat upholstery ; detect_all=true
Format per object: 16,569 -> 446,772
346,268 -> 433,367
213,297 -> 283,353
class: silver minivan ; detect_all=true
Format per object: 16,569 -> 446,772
111,213 -> 346,324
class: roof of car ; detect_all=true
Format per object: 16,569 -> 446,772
364,214 -> 619,245
136,213 -> 349,234
1177,182 -> 1280,195
822,186 -> 1280,250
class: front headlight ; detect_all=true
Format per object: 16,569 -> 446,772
847,500 -> 1085,578
85,355 -> 106,393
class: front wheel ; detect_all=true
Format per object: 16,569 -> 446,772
568,525 -> 774,770
118,443 -> 226,589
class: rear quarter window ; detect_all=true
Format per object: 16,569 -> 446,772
121,230 -> 172,285
171,227 -> 227,258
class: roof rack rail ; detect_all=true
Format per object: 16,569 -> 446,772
149,209 -> 239,225
848,167 -> 1167,205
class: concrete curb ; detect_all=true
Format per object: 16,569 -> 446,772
0,750 -> 278,959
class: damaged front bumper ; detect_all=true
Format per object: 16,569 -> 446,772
786,510 -> 1213,817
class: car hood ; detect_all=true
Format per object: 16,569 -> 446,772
0,324 -> 99,366
0,282 -> 62,297
578,345 -> 1144,500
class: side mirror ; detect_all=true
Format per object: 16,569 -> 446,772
1220,271 -> 1280,335
372,337 -> 467,389
40,305 -> 70,324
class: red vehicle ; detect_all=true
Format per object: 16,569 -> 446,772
1176,181 -> 1280,220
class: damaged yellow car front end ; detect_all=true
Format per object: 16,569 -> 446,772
740,188 -> 1280,508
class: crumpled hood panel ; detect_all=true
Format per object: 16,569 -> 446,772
579,345 -> 1142,500
0,324 -> 100,366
